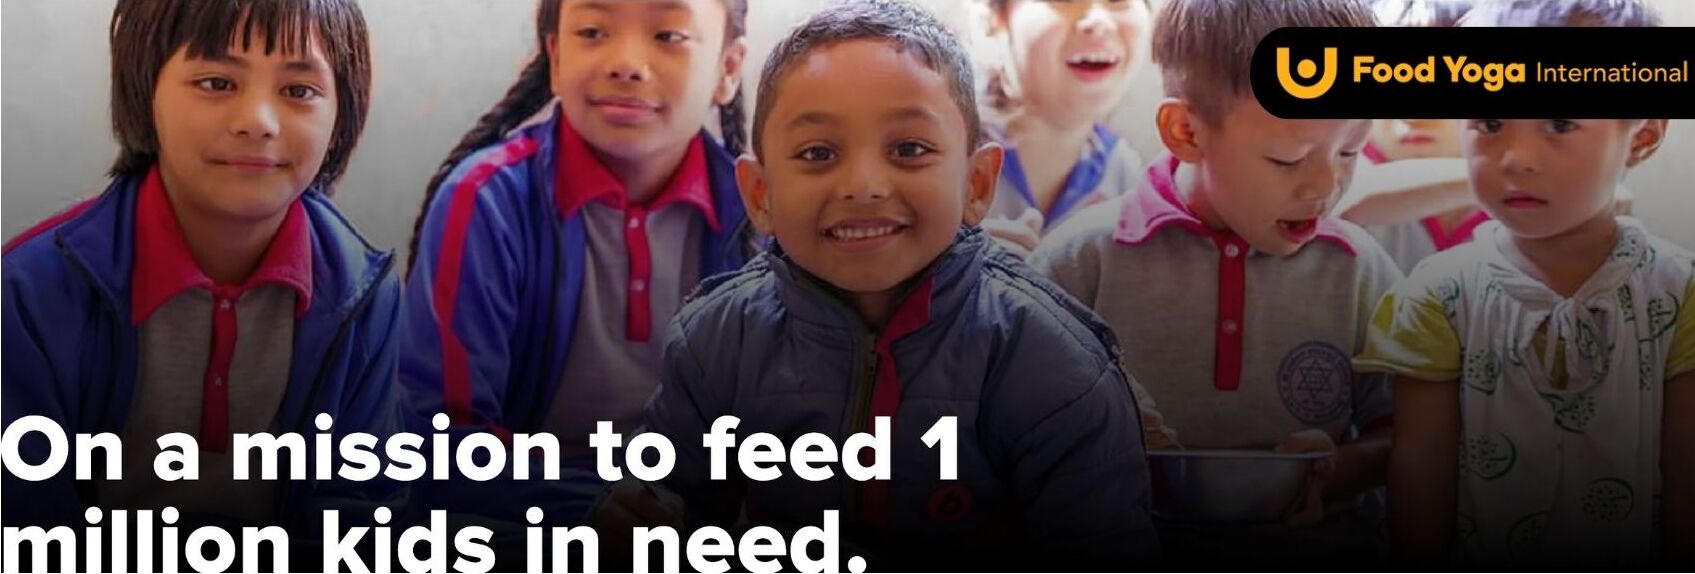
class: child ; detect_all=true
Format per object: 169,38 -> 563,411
1028,0 -> 1400,565
1356,0 -> 1488,274
400,0 -> 752,525
975,0 -> 1149,257
599,0 -> 1157,569
1358,0 -> 1691,566
2,0 -> 399,532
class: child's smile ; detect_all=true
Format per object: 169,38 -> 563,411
822,217 -> 913,254
738,38 -> 1000,324
152,35 -> 337,226
1063,47 -> 1124,83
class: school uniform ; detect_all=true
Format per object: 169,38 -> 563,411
1360,145 -> 1493,274
401,106 -> 750,524
986,124 -> 1140,233
2,167 -> 403,531
1029,154 -> 1404,564
1368,210 -> 1493,275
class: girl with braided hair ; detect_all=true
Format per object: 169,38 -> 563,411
400,0 -> 751,526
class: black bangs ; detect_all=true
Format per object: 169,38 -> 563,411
109,0 -> 372,187
188,0 -> 315,61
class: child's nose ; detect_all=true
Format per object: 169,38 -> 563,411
1497,136 -> 1544,175
837,156 -> 892,202
605,37 -> 652,83
1077,4 -> 1117,35
228,93 -> 280,140
1295,160 -> 1343,201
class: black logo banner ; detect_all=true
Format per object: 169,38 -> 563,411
1252,27 -> 1695,119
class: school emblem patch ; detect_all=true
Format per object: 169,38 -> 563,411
1277,342 -> 1353,425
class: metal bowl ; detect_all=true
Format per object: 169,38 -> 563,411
1147,449 -> 1326,525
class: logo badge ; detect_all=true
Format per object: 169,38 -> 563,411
1276,47 -> 1339,99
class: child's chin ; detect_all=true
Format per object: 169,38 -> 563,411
828,273 -> 908,297
1247,235 -> 1303,257
203,192 -> 299,222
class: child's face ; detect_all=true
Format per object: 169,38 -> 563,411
151,33 -> 337,222
1464,119 -> 1663,239
738,40 -> 1001,301
549,0 -> 744,162
1369,118 -> 1463,161
1177,98 -> 1371,256
997,0 -> 1149,125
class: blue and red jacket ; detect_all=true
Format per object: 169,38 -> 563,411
401,107 -> 750,524
1,172 -> 404,532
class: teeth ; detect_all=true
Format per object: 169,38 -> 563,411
1068,53 -> 1119,65
827,225 -> 899,241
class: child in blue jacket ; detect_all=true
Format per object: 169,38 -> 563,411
400,0 -> 755,526
3,0 -> 400,533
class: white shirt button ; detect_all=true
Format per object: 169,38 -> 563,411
632,279 -> 648,293
1224,244 -> 1242,259
218,299 -> 233,311
628,216 -> 641,229
1222,320 -> 1240,335
213,377 -> 225,387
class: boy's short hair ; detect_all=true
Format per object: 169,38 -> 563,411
750,0 -> 980,159
109,0 -> 372,188
1461,0 -> 1660,27
1152,0 -> 1376,126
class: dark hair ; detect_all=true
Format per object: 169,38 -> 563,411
752,0 -> 980,160
1377,0 -> 1476,26
1152,0 -> 1376,126
1461,0 -> 1659,27
408,0 -> 749,270
109,0 -> 372,190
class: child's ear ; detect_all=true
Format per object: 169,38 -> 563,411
964,142 -> 1005,226
735,154 -> 775,235
1156,98 -> 1206,164
1626,119 -> 1668,168
715,38 -> 749,106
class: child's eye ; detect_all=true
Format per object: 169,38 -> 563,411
282,85 -> 324,101
195,77 -> 235,92
1266,156 -> 1301,168
1546,120 -> 1579,134
575,27 -> 606,41
655,30 -> 690,44
892,140 -> 937,159
794,145 -> 838,163
1469,119 -> 1504,134
1339,149 -> 1361,159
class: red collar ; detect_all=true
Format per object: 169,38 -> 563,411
131,168 -> 313,324
1113,154 -> 1358,257
552,117 -> 718,230
1422,209 -> 1491,251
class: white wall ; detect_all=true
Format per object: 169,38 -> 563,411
4,0 -> 1691,257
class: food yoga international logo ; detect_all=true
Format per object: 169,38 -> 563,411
1252,27 -> 1695,119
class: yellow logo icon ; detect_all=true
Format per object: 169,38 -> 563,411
1276,47 -> 1338,99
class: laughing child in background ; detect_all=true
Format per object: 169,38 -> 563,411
974,0 -> 1150,257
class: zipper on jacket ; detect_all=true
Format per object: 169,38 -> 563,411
55,234 -> 126,505
844,330 -> 878,521
290,254 -> 397,434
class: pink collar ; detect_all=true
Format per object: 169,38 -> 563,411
1112,154 -> 1358,257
